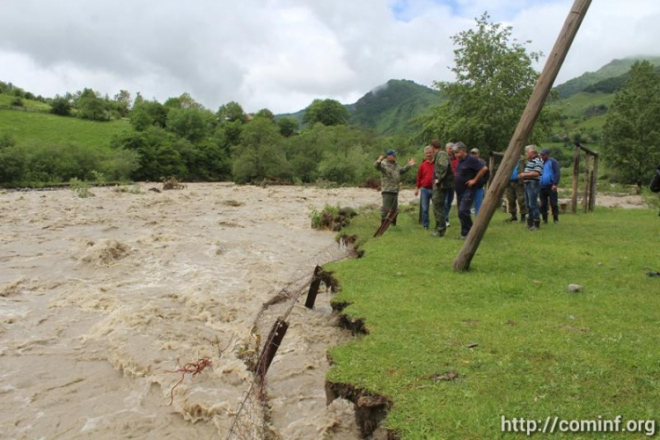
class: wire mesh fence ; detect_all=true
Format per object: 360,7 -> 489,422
224,237 -> 355,440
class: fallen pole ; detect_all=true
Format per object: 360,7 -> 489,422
453,0 -> 592,271
373,209 -> 398,238
255,318 -> 289,379
305,266 -> 323,309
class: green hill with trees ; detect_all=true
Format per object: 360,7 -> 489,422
1,38 -> 659,189
554,56 -> 660,99
349,79 -> 441,135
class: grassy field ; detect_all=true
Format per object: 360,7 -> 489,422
549,92 -> 615,136
326,206 -> 660,438
0,93 -> 51,112
0,108 -> 131,148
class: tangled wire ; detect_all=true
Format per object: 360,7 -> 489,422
168,358 -> 212,405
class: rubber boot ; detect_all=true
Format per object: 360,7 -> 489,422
520,214 -> 527,224
542,214 -> 548,224
506,214 -> 518,223
534,220 -> 541,230
527,216 -> 534,229
553,214 -> 559,224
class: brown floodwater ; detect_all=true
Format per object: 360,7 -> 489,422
0,183 -> 414,439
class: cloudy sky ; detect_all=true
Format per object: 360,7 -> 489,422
1,0 -> 659,113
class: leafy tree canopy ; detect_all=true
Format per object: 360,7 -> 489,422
302,99 -> 350,126
603,61 -> 660,186
415,13 -> 557,154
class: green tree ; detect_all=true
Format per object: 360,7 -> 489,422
76,88 -> 110,121
217,101 -> 247,123
603,61 -> 660,187
277,117 -> 299,137
166,106 -> 214,143
50,95 -> 72,116
130,100 -> 168,131
113,90 -> 131,117
255,108 -> 275,122
302,99 -> 350,126
415,13 -> 556,154
232,117 -> 289,183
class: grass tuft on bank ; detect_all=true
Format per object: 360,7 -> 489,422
326,207 -> 660,438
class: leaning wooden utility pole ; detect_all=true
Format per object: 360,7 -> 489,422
453,0 -> 592,271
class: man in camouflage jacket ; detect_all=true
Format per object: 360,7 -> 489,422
430,141 -> 454,237
374,149 -> 416,226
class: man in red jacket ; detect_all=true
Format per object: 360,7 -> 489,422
415,145 -> 435,229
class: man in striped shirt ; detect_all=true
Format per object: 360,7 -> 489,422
517,145 -> 544,231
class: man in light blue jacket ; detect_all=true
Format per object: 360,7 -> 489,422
539,148 -> 561,224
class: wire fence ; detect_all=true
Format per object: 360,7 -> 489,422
224,237 -> 355,440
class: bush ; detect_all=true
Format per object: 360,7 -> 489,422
50,96 -> 72,116
11,97 -> 24,107
69,178 -> 94,198
310,204 -> 358,231
0,142 -> 139,185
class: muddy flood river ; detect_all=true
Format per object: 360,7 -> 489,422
0,183 -> 415,439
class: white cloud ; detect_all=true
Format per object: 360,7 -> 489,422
1,0 -> 659,113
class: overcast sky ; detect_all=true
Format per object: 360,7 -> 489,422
1,0 -> 659,113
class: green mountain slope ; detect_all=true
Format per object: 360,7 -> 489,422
0,93 -> 51,112
554,56 -> 660,98
349,79 -> 441,135
0,108 -> 131,147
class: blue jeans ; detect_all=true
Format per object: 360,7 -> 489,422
444,189 -> 454,219
419,188 -> 433,228
456,188 -> 475,237
524,180 -> 541,222
474,187 -> 484,216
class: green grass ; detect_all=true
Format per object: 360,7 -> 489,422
549,92 -> 615,136
326,207 -> 660,439
0,108 -> 131,148
0,93 -> 51,112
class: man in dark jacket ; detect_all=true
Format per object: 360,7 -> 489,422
539,148 -> 561,224
374,149 -> 416,226
453,142 -> 488,239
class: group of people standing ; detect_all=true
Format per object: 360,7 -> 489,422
374,141 -> 561,238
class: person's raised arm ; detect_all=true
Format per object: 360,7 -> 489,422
374,155 -> 384,170
401,158 -> 416,174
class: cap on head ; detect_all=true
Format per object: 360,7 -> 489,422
470,148 -> 480,155
386,149 -> 396,157
540,148 -> 551,155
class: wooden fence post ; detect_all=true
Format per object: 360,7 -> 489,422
582,154 -> 590,214
589,154 -> 599,211
571,145 -> 581,214
256,318 -> 289,379
305,266 -> 323,309
452,0 -> 592,271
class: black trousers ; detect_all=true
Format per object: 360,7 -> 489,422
540,187 -> 559,221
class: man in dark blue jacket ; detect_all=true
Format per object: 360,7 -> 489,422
539,148 -> 561,224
